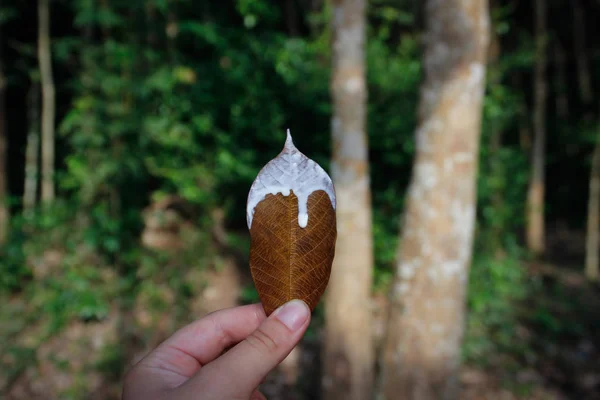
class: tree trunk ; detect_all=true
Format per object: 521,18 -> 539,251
38,0 -> 56,203
166,0 -> 178,63
585,137 -> 600,282
285,0 -> 299,36
573,0 -> 593,107
379,1 -> 489,399
323,1 -> 374,399
146,1 -> 158,47
23,83 -> 40,213
0,47 -> 8,244
526,0 -> 547,256
582,0 -> 600,281
487,11 -> 505,253
553,43 -> 568,119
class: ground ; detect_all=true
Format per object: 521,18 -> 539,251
1,221 -> 600,399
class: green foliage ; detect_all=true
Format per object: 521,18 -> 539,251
0,6 -> 16,25
464,248 -> 529,365
0,228 -> 29,292
96,344 -> 125,381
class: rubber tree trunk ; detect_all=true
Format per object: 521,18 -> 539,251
578,0 -> 598,281
573,0 -> 593,107
379,1 -> 489,399
586,138 -> 600,282
38,0 -> 56,203
23,83 -> 40,213
0,47 -> 8,244
323,0 -> 374,399
553,43 -> 568,119
487,6 -> 505,253
526,0 -> 547,256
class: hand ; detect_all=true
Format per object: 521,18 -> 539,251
123,300 -> 311,400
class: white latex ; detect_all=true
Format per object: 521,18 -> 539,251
246,130 -> 336,229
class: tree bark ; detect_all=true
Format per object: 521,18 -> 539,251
379,1 -> 489,399
0,45 -> 8,244
487,11 -> 505,253
553,43 -> 569,119
573,0 -> 593,106
38,0 -> 56,203
23,83 -> 40,213
323,1 -> 374,399
585,137 -> 600,282
285,0 -> 300,37
582,0 -> 600,281
526,0 -> 547,256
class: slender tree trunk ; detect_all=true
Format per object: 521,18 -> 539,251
323,1 -> 374,399
23,83 -> 40,213
38,0 -> 56,203
585,136 -> 600,281
379,1 -> 489,399
553,43 -> 569,119
487,11 -> 505,253
489,113 -> 505,255
99,0 -> 112,38
526,0 -> 547,256
166,7 -> 177,63
304,0 -> 324,37
574,4 -> 596,283
285,0 -> 299,36
573,0 -> 593,107
0,48 -> 8,244
80,0 -> 96,135
146,1 -> 158,47
512,74 -> 531,151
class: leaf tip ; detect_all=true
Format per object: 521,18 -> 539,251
285,129 -> 294,149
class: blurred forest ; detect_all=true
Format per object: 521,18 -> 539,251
1,0 -> 600,399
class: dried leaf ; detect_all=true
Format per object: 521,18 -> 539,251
246,130 -> 337,315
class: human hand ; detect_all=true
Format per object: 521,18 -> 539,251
123,300 -> 311,400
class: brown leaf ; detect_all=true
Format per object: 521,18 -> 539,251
247,131 -> 337,315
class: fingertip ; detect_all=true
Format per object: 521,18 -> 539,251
272,299 -> 310,332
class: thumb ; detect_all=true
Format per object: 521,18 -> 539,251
181,300 -> 310,399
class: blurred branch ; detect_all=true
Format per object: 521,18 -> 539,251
38,0 -> 56,203
572,0 -> 593,107
23,82 -> 40,213
0,34 -> 7,244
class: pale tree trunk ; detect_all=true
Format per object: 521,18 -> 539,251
38,0 -> 56,203
526,0 -> 547,256
379,1 -> 489,399
580,0 -> 598,281
23,83 -> 40,213
585,136 -> 600,282
0,47 -> 8,244
323,0 -> 374,399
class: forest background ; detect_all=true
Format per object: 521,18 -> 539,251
1,0 -> 600,399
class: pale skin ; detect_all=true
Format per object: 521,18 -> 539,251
123,300 -> 311,400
